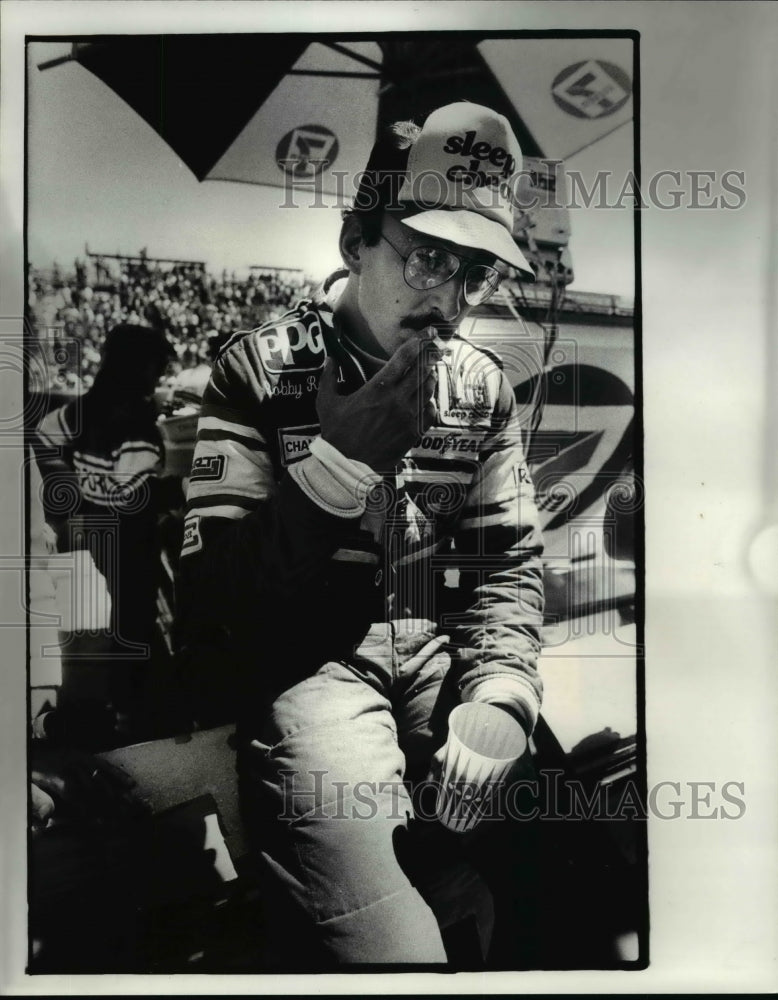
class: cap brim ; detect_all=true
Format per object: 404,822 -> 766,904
401,210 -> 535,282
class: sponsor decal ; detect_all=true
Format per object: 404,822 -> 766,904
410,429 -> 486,457
442,129 -> 517,198
551,60 -> 632,119
278,424 -> 320,466
436,360 -> 492,427
182,513 -> 203,555
75,469 -> 111,500
514,460 -> 533,488
276,125 -> 339,181
190,453 -> 227,483
257,314 -> 326,374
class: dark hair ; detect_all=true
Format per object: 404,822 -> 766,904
91,324 -> 172,399
341,119 -> 422,246
101,323 -> 173,372
341,206 -> 383,247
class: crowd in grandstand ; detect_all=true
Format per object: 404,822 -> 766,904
28,252 -> 316,391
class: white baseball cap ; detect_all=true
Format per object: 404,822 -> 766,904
389,103 -> 534,280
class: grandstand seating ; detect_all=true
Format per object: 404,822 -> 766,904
28,254 -> 316,391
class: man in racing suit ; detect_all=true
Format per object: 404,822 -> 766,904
176,102 -> 544,965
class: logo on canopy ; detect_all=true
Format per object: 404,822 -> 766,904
551,60 -> 632,119
276,125 -> 339,181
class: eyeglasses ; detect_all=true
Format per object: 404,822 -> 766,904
379,230 -> 502,306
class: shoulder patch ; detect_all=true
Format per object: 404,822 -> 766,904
182,513 -> 203,555
190,453 -> 227,483
255,308 -> 327,375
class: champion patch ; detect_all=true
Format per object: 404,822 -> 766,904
278,424 -> 320,466
190,453 -> 227,483
182,513 -> 203,555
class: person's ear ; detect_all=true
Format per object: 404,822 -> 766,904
339,215 -> 365,275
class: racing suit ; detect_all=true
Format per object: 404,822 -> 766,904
176,273 -> 545,963
36,393 -> 163,652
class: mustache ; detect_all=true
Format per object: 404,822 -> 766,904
403,316 -> 458,336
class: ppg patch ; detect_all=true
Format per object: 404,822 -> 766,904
190,454 -> 227,483
257,314 -> 326,374
182,513 -> 203,555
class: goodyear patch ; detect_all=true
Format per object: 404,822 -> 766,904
409,428 -> 487,459
278,424 -> 320,466
190,453 -> 227,483
182,513 -> 203,555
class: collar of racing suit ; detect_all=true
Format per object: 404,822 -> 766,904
314,270 -> 379,387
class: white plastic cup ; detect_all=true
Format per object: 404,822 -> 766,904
435,702 -> 528,833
